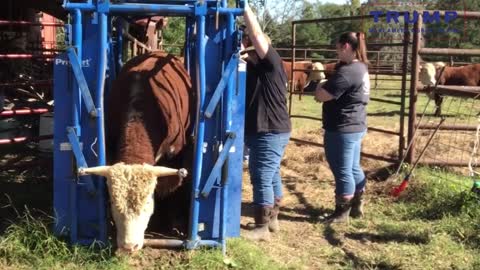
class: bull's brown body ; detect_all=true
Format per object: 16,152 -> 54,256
105,51 -> 196,234
437,64 -> 480,86
433,63 -> 480,116
282,60 -> 312,92
281,60 -> 337,94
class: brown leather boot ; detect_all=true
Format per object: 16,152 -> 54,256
269,198 -> 281,233
323,196 -> 352,224
244,205 -> 272,241
350,191 -> 364,218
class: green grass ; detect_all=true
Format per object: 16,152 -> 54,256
0,210 -> 286,270
285,75 -> 480,269
0,209 -> 127,270
182,239 -> 287,270
333,167 -> 480,270
2,169 -> 480,269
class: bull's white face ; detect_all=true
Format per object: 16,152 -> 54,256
105,168 -> 158,253
309,62 -> 326,81
420,63 -> 436,86
109,189 -> 155,252
77,163 -> 186,253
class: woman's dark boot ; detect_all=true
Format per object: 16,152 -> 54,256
350,191 -> 364,218
323,197 -> 352,224
244,205 -> 272,241
269,198 -> 281,233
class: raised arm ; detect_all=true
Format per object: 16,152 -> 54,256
243,5 -> 269,59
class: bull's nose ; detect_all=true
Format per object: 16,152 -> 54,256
120,243 -> 141,252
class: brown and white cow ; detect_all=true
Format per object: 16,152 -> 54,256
282,60 -> 327,94
78,51 -> 195,253
420,62 -> 480,116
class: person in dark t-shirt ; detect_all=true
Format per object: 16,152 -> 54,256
241,4 -> 291,241
314,32 -> 370,224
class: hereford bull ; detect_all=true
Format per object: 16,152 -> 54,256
301,61 -> 340,92
282,61 -> 326,94
78,51 -> 195,253
420,62 -> 480,116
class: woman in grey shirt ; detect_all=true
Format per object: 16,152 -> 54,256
314,32 -> 370,224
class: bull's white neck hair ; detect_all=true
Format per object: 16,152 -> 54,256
107,163 -> 157,217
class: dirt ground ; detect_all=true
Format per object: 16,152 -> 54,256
237,128 -> 397,269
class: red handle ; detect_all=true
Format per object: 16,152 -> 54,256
390,180 -> 409,197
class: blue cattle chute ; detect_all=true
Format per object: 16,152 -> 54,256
53,0 -> 247,253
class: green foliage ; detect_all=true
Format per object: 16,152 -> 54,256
182,239 -> 287,270
391,167 -> 480,249
162,17 -> 186,55
0,210 -> 126,270
0,210 -> 286,269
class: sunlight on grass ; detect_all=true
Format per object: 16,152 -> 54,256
0,209 -> 127,270
308,165 -> 480,269
183,238 -> 287,270
0,210 -> 286,270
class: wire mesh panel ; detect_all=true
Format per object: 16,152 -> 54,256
410,92 -> 480,184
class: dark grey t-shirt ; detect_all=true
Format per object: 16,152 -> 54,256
322,61 -> 370,133
245,45 -> 291,135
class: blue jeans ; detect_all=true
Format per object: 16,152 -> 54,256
245,132 -> 290,206
324,130 -> 366,196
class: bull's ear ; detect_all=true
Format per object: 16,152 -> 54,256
78,166 -> 111,177
154,175 -> 184,198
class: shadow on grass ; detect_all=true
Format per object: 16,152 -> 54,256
323,225 -> 402,270
0,146 -> 53,236
282,176 -> 330,223
345,231 -> 430,244
365,163 -> 397,182
241,176 -> 330,226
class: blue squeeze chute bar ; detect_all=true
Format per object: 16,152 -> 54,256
66,127 -> 96,194
187,9 -> 206,250
200,132 -> 236,198
204,55 -> 237,118
66,48 -> 98,118
63,2 -> 243,16
95,9 -> 109,244
220,12 -> 235,256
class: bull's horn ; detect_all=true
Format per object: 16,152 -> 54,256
78,166 -> 111,177
149,165 -> 188,178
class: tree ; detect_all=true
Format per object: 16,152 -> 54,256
161,17 -> 186,55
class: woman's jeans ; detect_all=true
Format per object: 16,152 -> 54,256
324,130 -> 366,196
245,132 -> 291,206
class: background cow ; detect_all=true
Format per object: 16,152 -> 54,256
80,51 -> 196,253
282,60 -> 327,94
420,62 -> 480,116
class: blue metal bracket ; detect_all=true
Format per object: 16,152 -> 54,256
66,127 -> 96,194
185,237 -> 200,250
97,0 -> 110,14
204,55 -> 238,118
194,1 -> 207,16
67,47 -> 98,118
200,132 -> 236,198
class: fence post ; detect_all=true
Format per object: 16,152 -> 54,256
406,14 -> 422,163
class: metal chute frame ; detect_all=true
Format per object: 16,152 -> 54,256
53,0 -> 247,253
